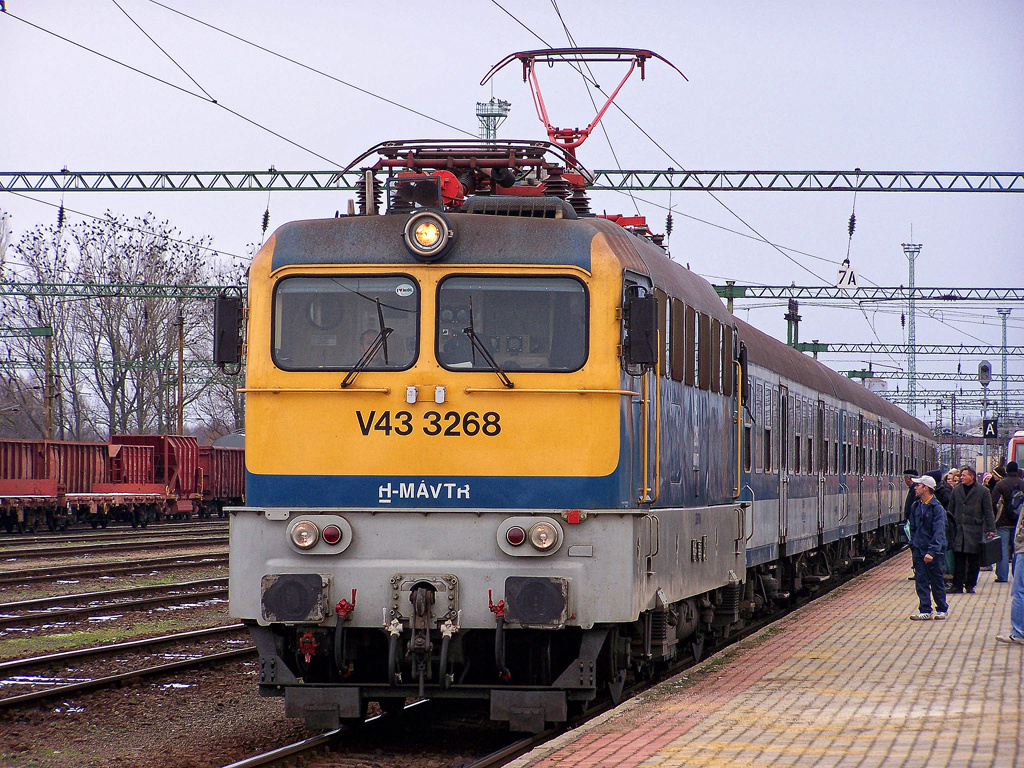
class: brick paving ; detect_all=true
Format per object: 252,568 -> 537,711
508,552 -> 1023,768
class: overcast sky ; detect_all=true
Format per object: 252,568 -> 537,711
2,1 -> 1022,428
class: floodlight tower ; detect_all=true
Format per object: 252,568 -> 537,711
902,242 -> 922,418
476,97 -> 511,140
998,308 -> 1011,423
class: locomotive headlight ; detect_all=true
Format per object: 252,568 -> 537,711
414,220 -> 441,247
402,211 -> 454,262
289,520 -> 319,549
528,521 -> 558,551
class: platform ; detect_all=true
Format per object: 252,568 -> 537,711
509,551 -> 1023,768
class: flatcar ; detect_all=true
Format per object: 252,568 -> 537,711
221,135 -> 936,731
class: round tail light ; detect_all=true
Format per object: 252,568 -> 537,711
505,526 -> 527,546
322,524 -> 343,545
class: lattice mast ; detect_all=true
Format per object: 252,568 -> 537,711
902,242 -> 922,418
476,98 -> 511,141
998,308 -> 1012,424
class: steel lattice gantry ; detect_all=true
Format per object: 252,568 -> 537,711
0,282 -> 241,300
2,170 -> 1023,193
715,285 -> 1024,302
795,343 -> 1024,356
845,371 -> 1024,383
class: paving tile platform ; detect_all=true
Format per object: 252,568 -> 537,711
509,551 -> 1023,768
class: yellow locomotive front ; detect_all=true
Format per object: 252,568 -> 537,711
242,209 -> 626,505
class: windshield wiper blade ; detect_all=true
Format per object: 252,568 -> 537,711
463,295 -> 513,388
375,298 -> 390,365
462,328 -> 514,389
341,327 -> 392,388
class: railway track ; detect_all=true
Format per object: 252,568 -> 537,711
0,577 -> 228,629
220,700 -> 525,768
0,534 -> 229,560
0,553 -> 229,586
0,624 -> 252,708
0,521 -> 227,546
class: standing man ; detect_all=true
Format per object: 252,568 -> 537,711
908,475 -> 949,621
948,466 -> 996,594
991,461 -> 1024,583
902,468 -> 918,522
995,496 -> 1024,645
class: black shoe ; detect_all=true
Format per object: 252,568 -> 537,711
994,579 -> 1008,583
947,587 -> 964,594
966,588 -> 976,594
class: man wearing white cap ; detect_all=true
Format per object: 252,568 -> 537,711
908,474 -> 949,620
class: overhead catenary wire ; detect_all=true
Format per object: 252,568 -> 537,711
3,10 -> 345,168
144,0 -> 476,138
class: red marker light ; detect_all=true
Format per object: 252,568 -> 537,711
505,526 -> 526,546
322,524 -> 343,545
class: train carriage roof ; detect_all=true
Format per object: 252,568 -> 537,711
734,315 -> 932,437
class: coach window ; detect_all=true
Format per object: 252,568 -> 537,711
684,305 -> 696,387
710,318 -> 721,393
436,276 -> 587,372
273,275 -> 419,371
654,289 -> 669,377
832,410 -> 840,474
698,312 -> 711,390
723,325 -> 734,396
755,382 -> 764,472
670,298 -> 686,382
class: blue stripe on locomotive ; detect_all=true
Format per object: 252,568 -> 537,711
245,468 -> 629,510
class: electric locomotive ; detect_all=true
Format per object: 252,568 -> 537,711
221,51 -> 936,732
220,138 -> 935,731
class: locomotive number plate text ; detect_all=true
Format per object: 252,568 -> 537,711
356,410 -> 502,437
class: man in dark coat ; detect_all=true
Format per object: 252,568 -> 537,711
948,466 -> 996,593
902,468 -> 917,521
908,474 -> 949,620
991,461 -> 1024,583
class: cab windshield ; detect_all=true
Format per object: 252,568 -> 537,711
273,276 -> 419,370
436,276 -> 587,372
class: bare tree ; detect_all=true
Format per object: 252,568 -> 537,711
0,212 -> 236,439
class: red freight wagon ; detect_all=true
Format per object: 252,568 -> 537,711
0,438 -> 109,532
110,435 -> 200,518
0,439 -> 53,532
88,443 -> 171,529
197,446 -> 245,517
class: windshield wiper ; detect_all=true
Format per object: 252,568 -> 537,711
464,296 -> 514,388
341,299 -> 392,388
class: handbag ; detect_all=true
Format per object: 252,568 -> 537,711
980,532 -> 1003,568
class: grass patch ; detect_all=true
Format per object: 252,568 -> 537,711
0,615 -> 231,660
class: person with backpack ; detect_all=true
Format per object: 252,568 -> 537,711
991,461 -> 1024,583
947,466 -> 996,593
